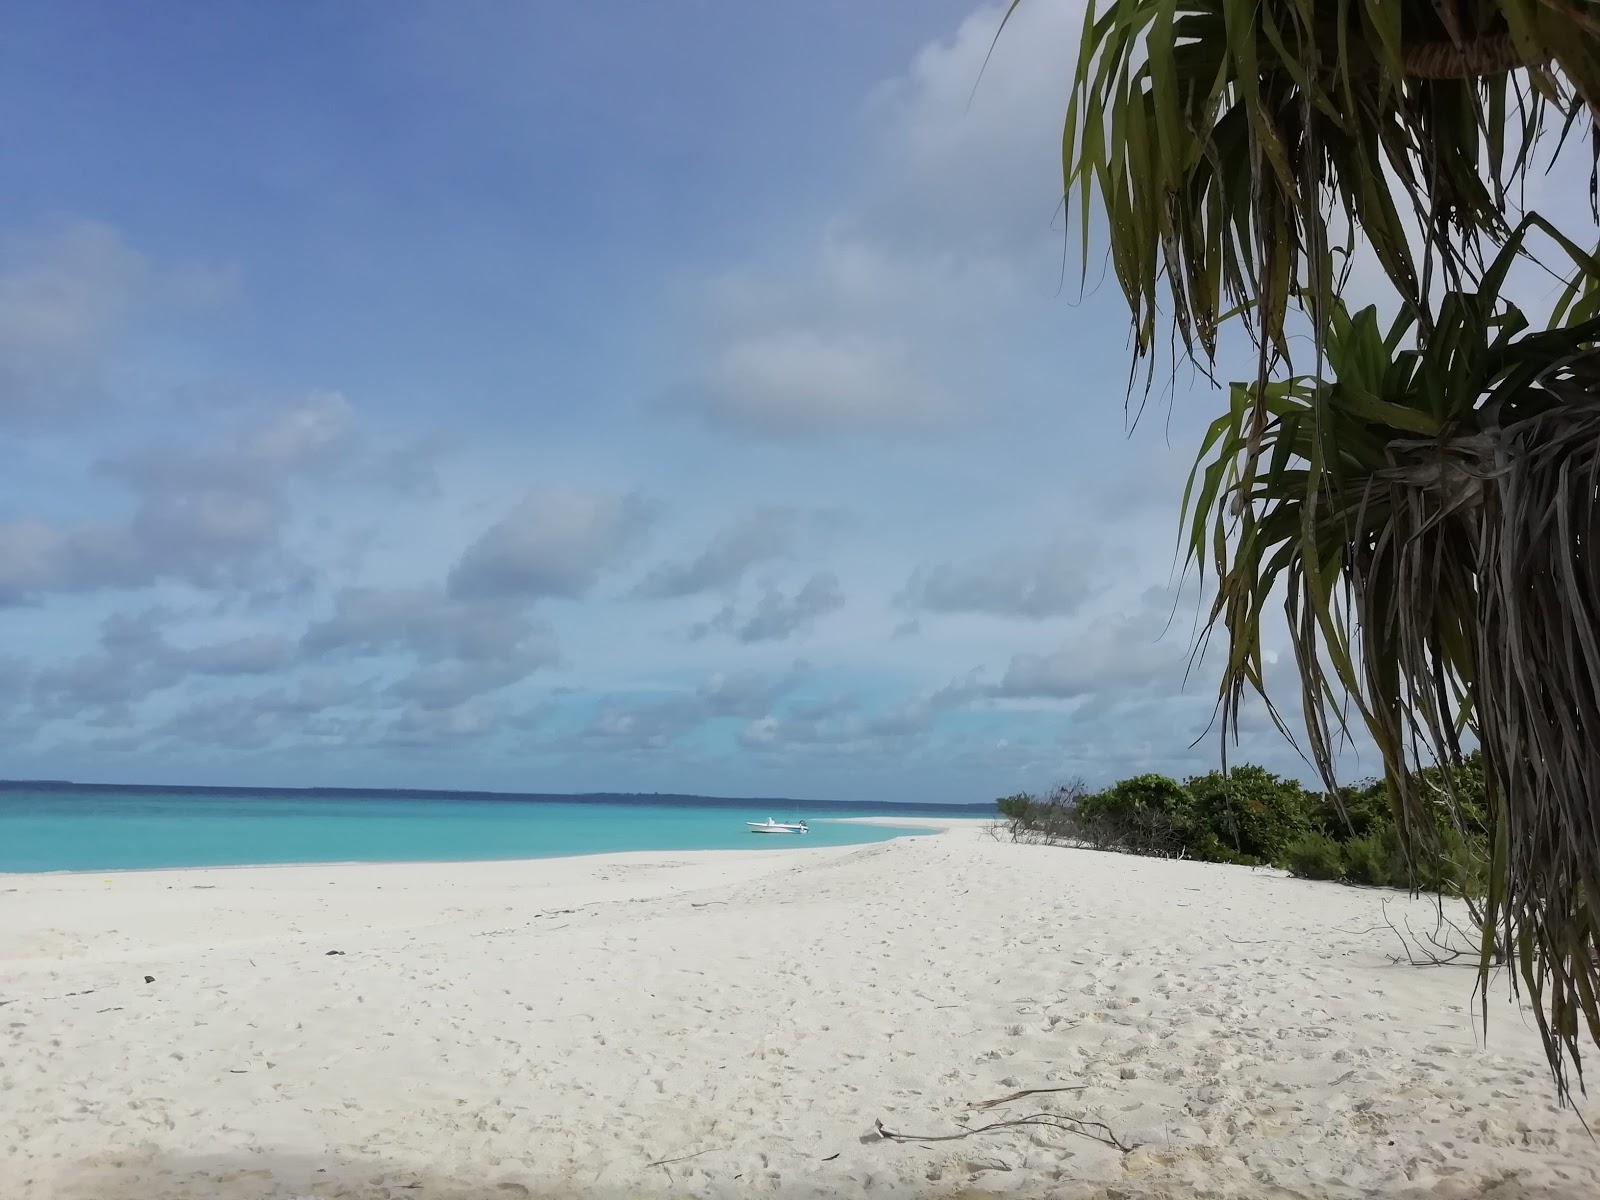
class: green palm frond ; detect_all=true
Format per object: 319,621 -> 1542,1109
1046,0 -> 1600,375
1182,224 -> 1600,1095
1004,0 -> 1600,1096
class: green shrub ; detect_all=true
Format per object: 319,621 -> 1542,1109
1324,784 -> 1401,838
994,782 -> 1096,845
1208,843 -> 1264,867
1407,821 -> 1489,898
1415,751 -> 1489,839
1070,775 -> 1193,857
996,793 -> 1034,822
995,761 -> 1488,896
1284,833 -> 1346,881
1183,766 -> 1312,865
1080,774 -> 1191,822
1341,826 -> 1407,887
1312,754 -> 1488,844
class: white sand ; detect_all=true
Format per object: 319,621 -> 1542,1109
3,823 -> 1596,1199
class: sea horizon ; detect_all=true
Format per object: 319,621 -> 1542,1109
0,781 -> 992,874
0,776 -> 994,813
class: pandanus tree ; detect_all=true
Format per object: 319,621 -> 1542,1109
1025,0 -> 1600,1094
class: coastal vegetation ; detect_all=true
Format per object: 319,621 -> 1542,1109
996,753 -> 1489,899
1027,0 -> 1600,1092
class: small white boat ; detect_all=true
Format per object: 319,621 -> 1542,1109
748,818 -> 809,835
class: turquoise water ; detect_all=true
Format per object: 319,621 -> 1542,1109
0,788 -> 972,873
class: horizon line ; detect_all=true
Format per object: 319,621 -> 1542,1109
0,778 -> 994,811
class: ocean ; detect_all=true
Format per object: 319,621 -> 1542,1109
0,785 -> 991,873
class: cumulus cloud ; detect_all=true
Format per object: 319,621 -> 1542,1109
360,432 -> 454,498
697,330 -> 949,438
381,701 -> 498,748
0,656 -> 33,712
158,695 -> 295,751
864,1 -> 1081,253
102,390 -> 353,494
693,571 -> 845,643
739,572 -> 845,641
866,673 -> 987,737
1,5 -> 1319,796
738,674 -> 982,755
899,534 -> 1101,619
180,634 -> 297,676
448,489 -> 653,601
789,692 -> 859,722
679,2 -> 1080,443
157,679 -> 360,752
388,657 -> 548,711
0,392 -> 355,602
32,609 -> 297,720
0,221 -> 235,427
0,222 -> 148,355
570,667 -> 804,753
303,587 -> 530,661
236,391 -> 354,468
996,585 -> 1191,700
301,586 -> 559,710
633,506 -> 799,598
0,518 -> 145,599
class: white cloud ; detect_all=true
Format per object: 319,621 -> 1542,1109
863,1 -> 1082,254
239,391 -> 354,468
31,609 -> 299,720
0,3 -> 1343,799
899,533 -> 1101,619
737,673 -> 983,757
693,571 -> 846,643
0,393 -> 358,601
0,223 -> 145,352
389,657 -> 544,710
634,506 -> 798,597
301,586 -> 561,710
302,587 -> 555,666
699,330 -> 949,438
0,221 -> 236,427
382,700 -> 499,748
448,489 -> 653,601
997,585 -> 1193,700
567,666 -> 805,753
678,2 -> 1087,443
153,676 -> 366,753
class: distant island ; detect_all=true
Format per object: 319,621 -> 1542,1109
0,779 -> 993,815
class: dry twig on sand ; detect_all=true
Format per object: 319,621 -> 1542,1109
646,1147 -> 719,1169
1380,899 -> 1489,969
968,1085 -> 1087,1110
873,1114 -> 1131,1153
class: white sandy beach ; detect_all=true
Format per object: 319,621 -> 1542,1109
2,820 -> 1596,1199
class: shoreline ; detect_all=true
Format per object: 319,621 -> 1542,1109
823,814 -> 990,829
5,822 -> 1595,1198
0,817 -> 956,882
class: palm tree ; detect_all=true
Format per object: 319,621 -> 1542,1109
1030,0 -> 1600,1095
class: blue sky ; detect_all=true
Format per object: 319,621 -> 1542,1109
0,0 -> 1327,801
